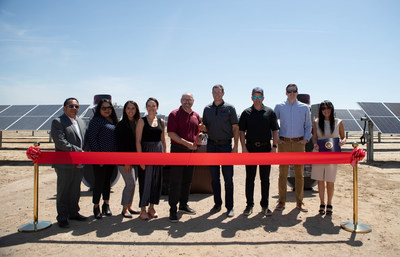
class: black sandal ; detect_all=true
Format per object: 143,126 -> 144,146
319,204 -> 326,215
326,205 -> 333,215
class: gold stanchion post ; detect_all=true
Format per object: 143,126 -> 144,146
340,143 -> 372,233
18,142 -> 52,232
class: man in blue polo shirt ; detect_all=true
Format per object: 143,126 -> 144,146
167,93 -> 202,223
274,84 -> 312,212
203,84 -> 239,217
239,87 -> 279,217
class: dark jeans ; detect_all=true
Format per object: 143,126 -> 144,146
92,164 -> 115,204
168,144 -> 194,213
207,141 -> 234,210
245,144 -> 271,208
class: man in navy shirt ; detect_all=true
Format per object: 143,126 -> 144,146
274,84 -> 312,212
167,93 -> 202,223
203,84 -> 239,217
239,87 -> 279,217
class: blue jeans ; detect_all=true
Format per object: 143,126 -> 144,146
207,142 -> 234,210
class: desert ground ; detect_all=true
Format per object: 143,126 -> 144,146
0,130 -> 399,257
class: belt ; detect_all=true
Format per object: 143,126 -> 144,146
247,141 -> 269,147
208,139 -> 231,145
279,136 -> 303,142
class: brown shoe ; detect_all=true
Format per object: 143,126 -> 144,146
296,202 -> 308,212
275,202 -> 285,211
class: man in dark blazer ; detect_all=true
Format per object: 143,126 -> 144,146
51,97 -> 87,228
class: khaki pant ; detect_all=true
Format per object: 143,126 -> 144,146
278,142 -> 306,204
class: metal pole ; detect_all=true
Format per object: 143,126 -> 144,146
0,131 -> 2,148
367,120 -> 374,162
18,142 -> 52,232
340,143 -> 372,233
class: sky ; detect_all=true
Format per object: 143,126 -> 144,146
1,0 -> 399,116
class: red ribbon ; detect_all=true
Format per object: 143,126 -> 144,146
26,146 -> 42,162
32,151 -> 356,166
350,148 -> 366,167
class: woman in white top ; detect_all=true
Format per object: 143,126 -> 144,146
311,100 -> 346,215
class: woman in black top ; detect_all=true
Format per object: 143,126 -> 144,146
87,98 -> 118,219
115,100 -> 141,218
135,97 -> 166,220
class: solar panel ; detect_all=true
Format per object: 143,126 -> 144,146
0,105 -> 10,113
335,109 -> 363,132
335,109 -> 353,120
0,105 -> 36,116
358,102 -> 400,134
0,104 -> 92,131
349,109 -> 380,132
384,103 -> 400,117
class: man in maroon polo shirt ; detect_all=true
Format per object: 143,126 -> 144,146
167,93 -> 202,223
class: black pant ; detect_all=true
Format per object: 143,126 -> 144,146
168,144 -> 194,213
92,165 -> 114,204
245,144 -> 271,208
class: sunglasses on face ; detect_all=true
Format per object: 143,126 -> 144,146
252,96 -> 263,100
101,106 -> 112,111
287,89 -> 298,93
67,104 -> 79,109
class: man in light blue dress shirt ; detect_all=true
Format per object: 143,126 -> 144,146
274,84 -> 312,212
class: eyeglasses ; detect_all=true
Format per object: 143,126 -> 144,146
252,96 -> 263,100
320,106 -> 331,111
286,89 -> 298,93
101,106 -> 112,111
67,104 -> 79,109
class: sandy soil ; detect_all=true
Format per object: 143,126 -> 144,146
0,131 -> 399,257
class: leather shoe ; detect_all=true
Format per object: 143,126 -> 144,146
243,206 -> 253,216
169,211 -> 178,223
58,220 -> 69,228
275,201 -> 285,211
121,211 -> 133,218
296,202 -> 308,212
262,207 -> 272,216
179,205 -> 196,215
209,205 -> 221,214
69,213 -> 87,221
102,203 -> 112,216
94,205 -> 102,219
128,209 -> 140,215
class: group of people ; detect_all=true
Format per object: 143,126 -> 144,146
50,83 -> 345,228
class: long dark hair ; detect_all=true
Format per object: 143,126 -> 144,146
94,98 -> 118,124
318,100 -> 335,135
121,100 -> 141,122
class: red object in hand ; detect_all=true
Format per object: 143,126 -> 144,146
26,146 -> 42,162
350,148 -> 365,167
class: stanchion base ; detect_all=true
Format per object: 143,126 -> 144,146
18,221 -> 52,232
340,221 -> 372,233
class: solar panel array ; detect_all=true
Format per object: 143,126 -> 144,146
0,105 -> 90,131
358,102 -> 400,134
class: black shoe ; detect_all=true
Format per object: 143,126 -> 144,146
69,213 -> 87,221
102,203 -> 112,216
58,220 -> 69,228
262,207 -> 272,216
94,205 -> 102,219
243,206 -> 253,216
121,211 -> 133,218
169,211 -> 178,223
210,205 -> 221,214
128,209 -> 140,215
179,205 -> 196,215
